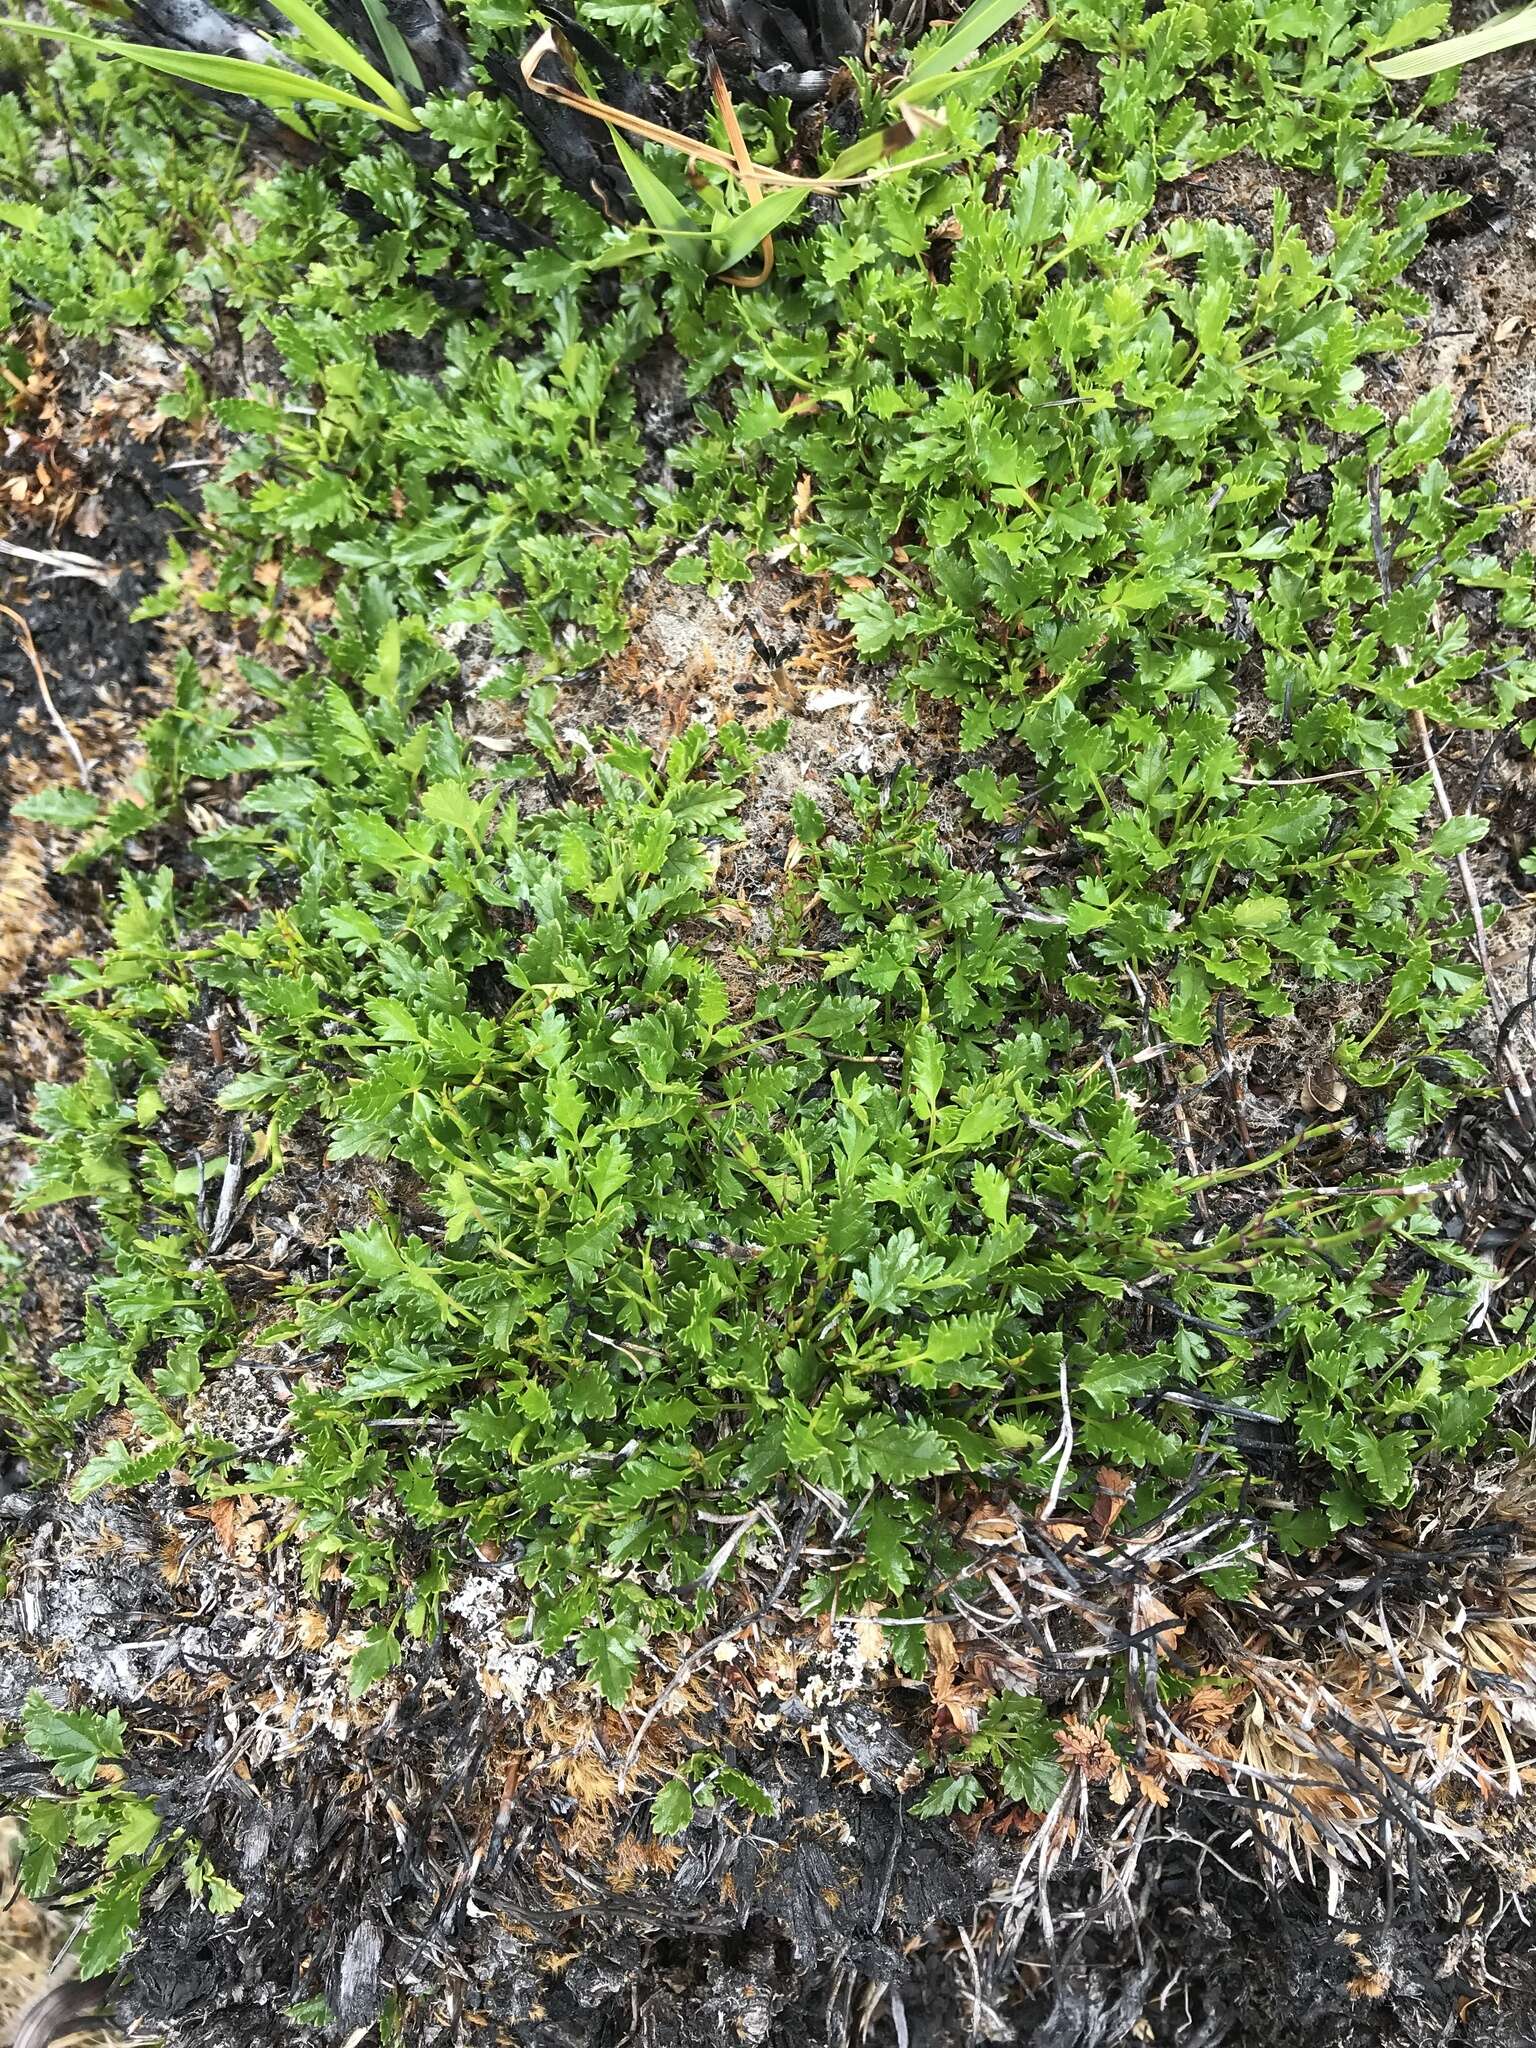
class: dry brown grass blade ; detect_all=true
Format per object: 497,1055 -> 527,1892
517,26 -> 945,197
0,829 -> 52,1000
0,603 -> 90,787
518,28 -> 822,189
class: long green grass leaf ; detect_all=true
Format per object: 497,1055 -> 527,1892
898,42 -> 1028,108
611,131 -> 703,264
708,185 -> 808,274
824,119 -> 946,178
1375,2 -> 1536,76
905,0 -> 1037,89
264,0 -> 414,115
0,17 -> 420,127
355,0 -> 423,94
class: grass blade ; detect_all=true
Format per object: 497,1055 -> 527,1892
708,185 -> 806,275
263,0 -> 415,116
898,41 -> 1033,109
905,0 -> 1038,90
610,131 -> 702,264
0,16 -> 420,127
355,0 -> 424,94
706,56 -> 775,285
825,115 -> 947,178
1374,3 -> 1536,77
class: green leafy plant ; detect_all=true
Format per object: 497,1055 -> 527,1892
15,1694 -> 242,1978
5,0 -> 1533,1703
0,1233 -> 62,1484
4,0 -> 1046,285
650,1752 -> 775,1836
912,1691 -> 1067,1817
0,48 -> 249,339
21,620 -> 1530,1669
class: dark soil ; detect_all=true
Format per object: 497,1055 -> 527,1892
6,1477 -> 1536,2048
0,462 -> 184,777
0,329 -> 207,796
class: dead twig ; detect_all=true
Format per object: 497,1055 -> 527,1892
1037,1347 -> 1075,1524
955,1918 -> 987,2047
199,1120 -> 251,1255
0,600 -> 90,787
617,1507 -> 813,1792
0,537 -> 120,587
1410,701 -> 1500,1008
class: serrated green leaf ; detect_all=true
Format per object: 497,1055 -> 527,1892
650,1776 -> 695,1836
578,1621 -> 640,1706
349,1626 -> 401,1698
22,1694 -> 126,1789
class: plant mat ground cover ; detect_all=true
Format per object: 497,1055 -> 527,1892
3,3 -> 1536,2044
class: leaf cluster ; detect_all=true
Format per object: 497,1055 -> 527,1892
14,1693 -> 241,1979
24,607 -> 1528,1663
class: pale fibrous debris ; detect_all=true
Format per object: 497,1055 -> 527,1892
8,1378 -> 1536,2041
444,1575 -> 557,1709
946,1458 -> 1536,1942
